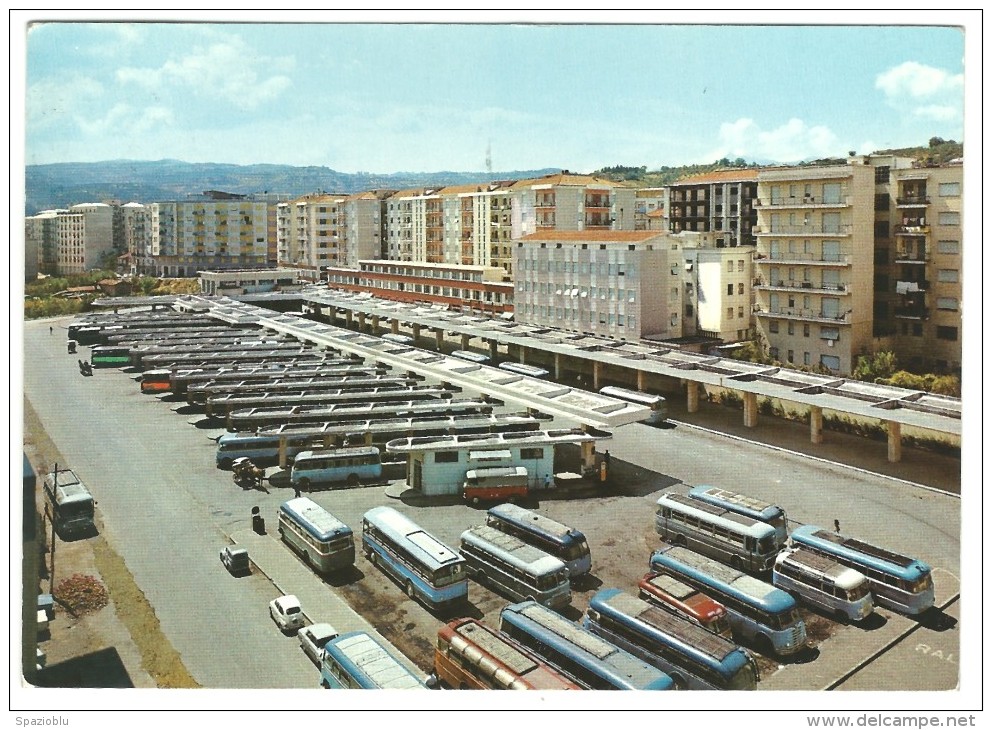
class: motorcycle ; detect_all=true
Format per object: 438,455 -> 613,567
232,457 -> 265,490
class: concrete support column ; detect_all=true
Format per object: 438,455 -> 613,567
580,441 -> 596,473
390,319 -> 399,334
411,324 -> 421,341
371,315 -> 380,334
687,381 -> 699,413
743,392 -> 758,428
593,362 -> 601,391
460,333 -> 471,350
356,311 -> 365,331
637,369 -> 645,391
519,347 -> 527,364
345,310 -> 353,327
554,353 -> 562,380
887,421 -> 902,463
488,339 -> 498,361
810,406 -> 823,444
435,328 -> 444,351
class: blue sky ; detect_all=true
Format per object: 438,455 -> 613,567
18,11 -> 972,173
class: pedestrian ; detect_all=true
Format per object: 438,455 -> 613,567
603,450 -> 611,466
294,483 -> 301,498
49,326 -> 53,335
544,474 -> 552,490
834,519 -> 841,533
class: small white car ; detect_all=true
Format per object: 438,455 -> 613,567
298,623 -> 339,665
269,595 -> 305,633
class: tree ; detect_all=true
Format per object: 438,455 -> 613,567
929,136 -> 946,148
852,351 -> 898,382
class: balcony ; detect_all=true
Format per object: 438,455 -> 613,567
754,225 -> 851,236
753,195 -> 849,208
757,280 -> 850,294
754,307 -> 853,324
896,196 -> 930,207
893,306 -> 929,320
894,225 -> 930,236
755,252 -> 852,266
894,250 -> 929,264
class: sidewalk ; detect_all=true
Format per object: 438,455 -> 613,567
665,399 -> 961,495
229,526 -> 427,681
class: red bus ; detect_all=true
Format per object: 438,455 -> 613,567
638,572 -> 732,639
433,618 -> 581,690
462,466 -> 528,505
140,369 -> 173,394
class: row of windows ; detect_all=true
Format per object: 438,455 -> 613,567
518,305 -> 640,329
518,259 -> 638,276
768,348 -> 841,372
518,282 -> 638,301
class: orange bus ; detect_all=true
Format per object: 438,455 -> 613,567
638,572 -> 733,639
140,369 -> 173,394
433,618 -> 581,690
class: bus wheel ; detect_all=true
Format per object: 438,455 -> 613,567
219,458 -> 233,470
347,473 -> 360,487
675,535 -> 687,547
731,555 -> 743,570
475,571 -> 486,585
369,551 -> 377,566
757,634 -> 774,656
471,496 -> 480,505
672,674 -> 688,690
835,610 -> 849,624
406,580 -> 416,599
298,478 -> 310,490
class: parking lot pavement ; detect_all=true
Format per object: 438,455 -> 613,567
229,527 -> 427,682
761,568 -> 960,690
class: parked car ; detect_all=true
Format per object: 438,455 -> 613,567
269,595 -> 306,633
220,546 -> 250,575
298,623 -> 339,665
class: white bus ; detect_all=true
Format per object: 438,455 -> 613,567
773,547 -> 874,623
450,350 -> 491,364
598,386 -> 668,425
459,525 -> 571,609
290,447 -> 383,489
277,497 -> 355,574
688,485 -> 789,546
655,493 -> 781,573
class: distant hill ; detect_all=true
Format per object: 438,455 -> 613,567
23,159 -> 560,214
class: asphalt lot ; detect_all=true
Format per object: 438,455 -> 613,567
20,315 -> 963,705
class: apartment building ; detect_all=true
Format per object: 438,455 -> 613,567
680,234 -> 755,343
668,169 -> 759,247
27,203 -> 116,275
512,230 -> 682,341
149,199 -> 269,277
872,157 -> 963,374
753,159 -> 876,374
323,260 -> 513,314
122,202 -> 154,275
634,188 -> 667,231
25,209 -> 60,276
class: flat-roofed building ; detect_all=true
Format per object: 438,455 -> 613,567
753,159 -> 876,374
38,202 -> 115,275
25,209 -> 61,276
668,169 -> 759,247
513,229 -> 683,341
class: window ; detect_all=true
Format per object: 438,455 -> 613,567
787,350 -> 795,364
874,273 -> 889,292
738,259 -> 745,272
728,260 -> 734,272
769,347 -> 779,360
875,193 -> 890,211
874,221 -> 890,240
520,448 -> 544,460
803,352 -> 811,366
874,247 -> 889,265
435,452 -> 459,464
738,306 -> 744,319
788,322 -> 795,335
803,324 -> 810,337
820,327 -> 840,341
937,269 -> 959,283
875,166 -> 890,184
727,284 -> 734,296
937,297 -> 959,311
938,182 -> 961,197
727,307 -> 734,319
937,240 -> 960,254
738,282 -> 744,295
938,212 -> 960,226
820,354 -> 841,371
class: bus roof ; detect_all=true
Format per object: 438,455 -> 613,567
461,525 -> 567,575
363,506 -> 463,569
45,469 -> 82,488
657,493 -> 778,539
776,547 -> 868,591
789,525 -> 932,579
325,632 -> 423,689
651,546 -> 797,614
688,485 -> 784,521
294,446 -> 381,460
279,498 -> 352,542
487,503 -> 584,542
53,483 -> 93,505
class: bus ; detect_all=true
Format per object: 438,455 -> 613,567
433,618 -> 582,690
290,447 -> 383,489
788,525 -> 934,615
598,386 -> 668,425
140,369 -> 173,394
486,503 -> 592,580
649,546 -> 808,657
498,601 -> 675,691
584,588 -> 759,690
638,572 -> 732,639
463,466 -> 529,505
687,485 -> 789,546
43,468 -> 95,537
773,547 -> 874,623
90,346 -> 131,368
655,492 -> 782,573
450,350 -> 491,364
362,506 -> 468,612
459,525 -> 571,609
497,362 -> 550,379
320,631 -> 427,689
215,432 -> 313,469
277,497 -> 355,574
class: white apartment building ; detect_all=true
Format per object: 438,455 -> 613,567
38,203 -> 115,275
680,233 -> 755,343
149,199 -> 268,277
513,230 -> 683,341
753,159 -> 876,374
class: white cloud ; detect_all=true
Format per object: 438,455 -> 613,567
708,117 -> 841,164
876,61 -> 963,99
116,33 -> 293,111
913,104 -> 959,121
27,75 -> 104,130
74,103 -> 174,138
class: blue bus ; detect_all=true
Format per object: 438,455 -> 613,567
583,588 -> 758,690
655,493 -> 782,573
649,546 -> 808,657
498,362 -> 550,379
687,485 -> 789,546
498,601 -> 675,691
320,631 -> 427,689
277,497 -> 355,574
362,506 -> 468,612
486,503 -> 592,580
290,447 -> 383,489
788,525 -> 934,615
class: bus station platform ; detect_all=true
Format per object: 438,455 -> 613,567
229,526 -> 427,681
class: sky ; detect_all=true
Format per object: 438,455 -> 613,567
16,10 -> 974,174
